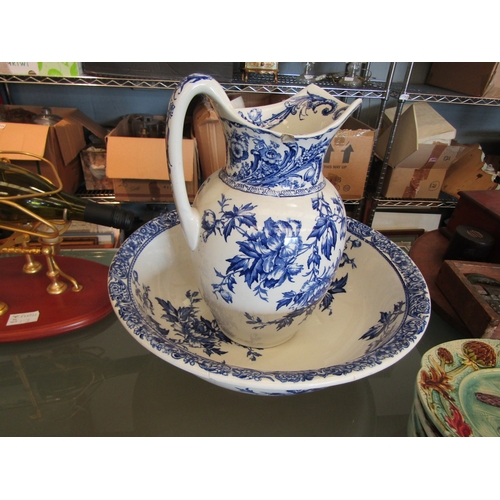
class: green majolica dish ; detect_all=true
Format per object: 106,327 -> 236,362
417,339 -> 500,437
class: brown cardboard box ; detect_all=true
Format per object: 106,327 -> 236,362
0,105 -> 107,193
228,92 -> 288,108
442,144 -> 500,198
108,133 -> 198,202
379,147 -> 460,198
106,115 -> 171,181
322,117 -> 375,200
192,97 -> 226,180
379,143 -> 462,198
375,102 -> 461,198
426,62 -> 500,99
375,102 -> 457,166
106,115 -> 198,202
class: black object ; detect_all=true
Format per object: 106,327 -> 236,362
444,225 -> 494,262
84,201 -> 135,231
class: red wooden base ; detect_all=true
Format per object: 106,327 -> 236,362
0,256 -> 112,343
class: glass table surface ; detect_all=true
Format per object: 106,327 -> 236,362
0,249 -> 467,437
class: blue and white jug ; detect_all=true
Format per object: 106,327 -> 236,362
167,74 -> 362,348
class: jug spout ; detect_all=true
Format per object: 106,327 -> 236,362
233,84 -> 362,137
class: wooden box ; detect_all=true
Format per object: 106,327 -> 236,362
426,62 -> 500,98
436,260 -> 500,339
446,190 -> 500,263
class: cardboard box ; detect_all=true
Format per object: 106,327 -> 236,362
106,114 -> 171,180
436,260 -> 500,339
192,97 -> 227,180
322,117 -> 375,200
106,116 -> 198,202
0,62 -> 83,77
80,145 -> 113,191
228,92 -> 288,108
112,158 -> 199,203
112,178 -> 197,203
376,102 -> 457,166
378,147 -> 461,199
442,144 -> 500,198
375,102 -> 461,198
426,62 -> 500,99
0,105 -> 107,193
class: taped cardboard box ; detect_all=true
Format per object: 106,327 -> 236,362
442,144 -> 500,198
380,142 -> 463,198
322,117 -> 375,200
426,62 -> 500,99
106,115 -> 198,202
0,105 -> 107,193
375,102 -> 461,198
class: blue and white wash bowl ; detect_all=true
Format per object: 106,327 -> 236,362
108,212 -> 431,396
167,74 -> 363,348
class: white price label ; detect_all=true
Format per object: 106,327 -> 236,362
7,311 -> 40,326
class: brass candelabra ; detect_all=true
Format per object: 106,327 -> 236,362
0,151 -> 83,317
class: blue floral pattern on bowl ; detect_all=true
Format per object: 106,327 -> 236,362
108,212 -> 431,395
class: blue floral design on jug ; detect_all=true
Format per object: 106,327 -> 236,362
201,191 -> 345,331
220,122 -> 332,196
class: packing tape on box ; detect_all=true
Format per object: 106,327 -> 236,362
403,143 -> 447,198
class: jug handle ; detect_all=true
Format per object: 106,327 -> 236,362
166,74 -> 231,251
